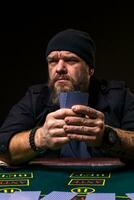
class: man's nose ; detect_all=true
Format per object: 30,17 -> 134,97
56,60 -> 67,74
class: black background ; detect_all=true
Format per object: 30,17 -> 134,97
0,2 -> 134,124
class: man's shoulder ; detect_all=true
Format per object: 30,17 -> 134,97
91,77 -> 127,93
104,79 -> 127,88
99,79 -> 127,92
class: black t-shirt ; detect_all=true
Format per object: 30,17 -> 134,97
0,78 -> 134,158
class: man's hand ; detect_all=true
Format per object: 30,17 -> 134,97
63,105 -> 105,147
34,108 -> 77,150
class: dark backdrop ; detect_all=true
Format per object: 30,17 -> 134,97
0,2 -> 134,125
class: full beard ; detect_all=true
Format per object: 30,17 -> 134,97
48,73 -> 89,105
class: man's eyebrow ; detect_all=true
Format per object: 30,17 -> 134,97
46,55 -> 82,64
47,55 -> 80,60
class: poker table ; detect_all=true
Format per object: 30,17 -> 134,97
0,157 -> 134,200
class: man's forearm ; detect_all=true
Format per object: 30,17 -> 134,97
8,130 -> 38,165
102,127 -> 134,161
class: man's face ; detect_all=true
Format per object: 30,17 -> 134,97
47,51 -> 94,95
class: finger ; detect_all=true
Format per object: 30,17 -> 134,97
53,119 -> 66,128
50,108 -> 77,119
45,119 -> 66,129
65,116 -> 96,126
49,137 -> 70,149
51,137 -> 70,144
67,134 -> 100,146
72,105 -> 104,119
49,128 -> 67,137
64,125 -> 100,135
67,133 -> 96,142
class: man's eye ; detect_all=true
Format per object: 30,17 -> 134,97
48,60 -> 54,63
68,60 -> 80,64
48,59 -> 58,64
65,58 -> 79,63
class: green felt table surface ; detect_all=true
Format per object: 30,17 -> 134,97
0,164 -> 134,200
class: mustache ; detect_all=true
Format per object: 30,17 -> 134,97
48,74 -> 81,91
51,74 -> 71,83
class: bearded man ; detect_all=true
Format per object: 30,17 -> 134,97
0,29 -> 134,165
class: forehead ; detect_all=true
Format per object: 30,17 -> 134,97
47,51 -> 80,58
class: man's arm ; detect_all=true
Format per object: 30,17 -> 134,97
2,108 -> 76,165
64,105 -> 134,162
102,127 -> 134,161
8,130 -> 38,165
0,130 -> 40,165
2,104 -> 134,165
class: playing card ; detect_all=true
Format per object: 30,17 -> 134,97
85,193 -> 115,200
9,191 -> 41,200
0,193 -> 11,200
59,91 -> 89,108
126,193 -> 134,199
40,191 -> 77,200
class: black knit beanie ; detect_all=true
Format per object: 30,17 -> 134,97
46,29 -> 96,68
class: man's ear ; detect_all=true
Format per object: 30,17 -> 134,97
89,68 -> 94,76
